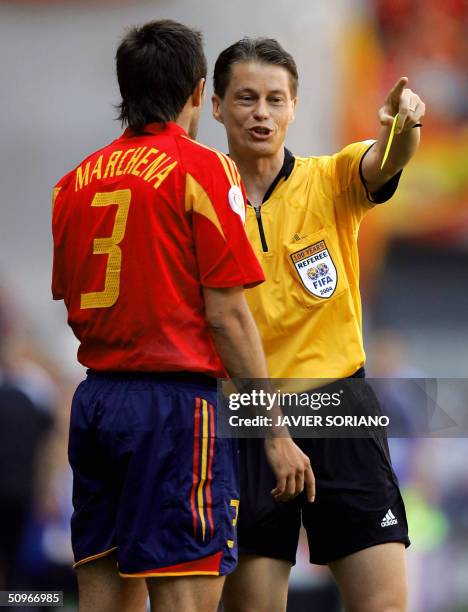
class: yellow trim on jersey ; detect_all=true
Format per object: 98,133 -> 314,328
223,153 -> 242,188
52,187 -> 61,213
73,546 -> 118,568
185,173 -> 226,240
180,135 -> 240,187
216,152 -> 237,187
197,399 -> 209,541
227,155 -> 241,186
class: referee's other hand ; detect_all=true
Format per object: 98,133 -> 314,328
264,437 -> 315,503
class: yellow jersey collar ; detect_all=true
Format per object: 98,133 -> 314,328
261,147 -> 295,203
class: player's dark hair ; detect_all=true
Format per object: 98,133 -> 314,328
116,20 -> 207,132
213,37 -> 298,98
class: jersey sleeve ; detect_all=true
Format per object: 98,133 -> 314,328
332,140 -> 402,209
185,152 -> 265,289
51,177 -> 69,300
332,141 -> 374,199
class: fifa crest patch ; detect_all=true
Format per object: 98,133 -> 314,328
290,240 -> 337,298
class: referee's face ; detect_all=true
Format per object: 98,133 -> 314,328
212,61 -> 296,160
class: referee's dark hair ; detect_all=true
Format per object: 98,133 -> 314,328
116,20 -> 207,132
213,37 -> 298,98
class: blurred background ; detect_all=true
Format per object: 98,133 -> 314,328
0,0 -> 466,610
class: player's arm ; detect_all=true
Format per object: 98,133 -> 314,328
203,286 -> 315,503
203,286 -> 266,379
362,77 -> 425,194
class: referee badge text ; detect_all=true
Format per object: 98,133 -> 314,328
290,240 -> 337,298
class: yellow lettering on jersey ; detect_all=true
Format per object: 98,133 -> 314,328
75,162 -> 91,191
123,146 -> 147,175
151,161 -> 178,190
90,155 -> 103,182
115,149 -> 135,176
80,189 -> 131,309
104,150 -> 123,179
131,147 -> 160,177
142,153 -> 168,181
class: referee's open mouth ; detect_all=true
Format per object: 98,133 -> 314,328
248,126 -> 274,140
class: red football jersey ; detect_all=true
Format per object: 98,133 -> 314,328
52,122 -> 264,377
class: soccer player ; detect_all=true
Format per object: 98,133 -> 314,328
52,22 -> 313,612
212,38 -> 425,612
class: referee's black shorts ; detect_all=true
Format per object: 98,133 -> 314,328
237,375 -> 410,565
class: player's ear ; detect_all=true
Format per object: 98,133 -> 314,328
192,78 -> 205,108
289,97 -> 297,123
212,94 -> 224,124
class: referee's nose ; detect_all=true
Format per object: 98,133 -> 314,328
252,97 -> 270,121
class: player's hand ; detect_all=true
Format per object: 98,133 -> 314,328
264,437 -> 315,503
378,77 -> 425,134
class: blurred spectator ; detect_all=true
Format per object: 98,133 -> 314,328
0,284 -> 57,592
366,329 -> 432,437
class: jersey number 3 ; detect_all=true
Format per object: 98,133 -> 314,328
80,189 -> 131,309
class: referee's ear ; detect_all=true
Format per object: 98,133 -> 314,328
211,94 -> 224,124
289,96 -> 297,124
191,78 -> 206,109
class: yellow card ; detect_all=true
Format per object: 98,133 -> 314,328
380,114 -> 399,170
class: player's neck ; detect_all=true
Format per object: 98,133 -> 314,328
174,108 -> 192,137
230,148 -> 285,207
175,100 -> 200,139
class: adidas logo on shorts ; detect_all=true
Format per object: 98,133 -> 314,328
381,509 -> 398,527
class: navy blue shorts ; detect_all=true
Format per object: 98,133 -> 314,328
68,371 -> 239,577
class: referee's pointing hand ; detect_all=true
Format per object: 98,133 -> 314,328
264,437 -> 315,503
378,76 -> 425,133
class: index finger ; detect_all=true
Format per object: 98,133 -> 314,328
388,76 -> 408,104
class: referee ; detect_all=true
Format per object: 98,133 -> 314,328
212,38 -> 425,612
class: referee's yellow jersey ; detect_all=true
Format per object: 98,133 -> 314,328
244,141 -> 399,381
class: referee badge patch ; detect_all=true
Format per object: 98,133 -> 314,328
290,240 -> 337,298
